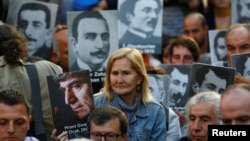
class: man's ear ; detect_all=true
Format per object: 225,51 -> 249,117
126,12 -> 133,23
46,29 -> 53,47
192,82 -> 199,93
50,51 -> 59,63
46,29 -> 53,36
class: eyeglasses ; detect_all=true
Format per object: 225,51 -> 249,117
90,133 -> 121,141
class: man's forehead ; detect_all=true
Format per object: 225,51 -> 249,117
78,18 -> 108,31
20,10 -> 46,22
20,9 -> 46,16
134,0 -> 160,9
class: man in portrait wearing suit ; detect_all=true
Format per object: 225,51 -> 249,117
70,11 -> 110,72
17,2 -> 52,59
119,0 -> 161,45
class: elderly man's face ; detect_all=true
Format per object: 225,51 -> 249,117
129,0 -> 160,34
226,26 -> 250,65
220,87 -> 250,125
189,103 -> 218,141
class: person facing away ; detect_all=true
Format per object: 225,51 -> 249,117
119,0 -> 162,44
0,90 -> 39,141
180,91 -> 221,141
17,2 -> 52,59
163,35 -> 200,64
50,25 -> 69,72
87,106 -> 128,141
220,83 -> 250,125
70,11 -> 110,72
0,24 -> 63,141
94,47 -> 167,140
51,71 -> 94,140
216,23 -> 250,67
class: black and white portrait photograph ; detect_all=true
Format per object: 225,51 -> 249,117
148,74 -> 170,109
159,64 -> 191,113
231,0 -> 250,24
147,74 -> 169,128
67,10 -> 118,72
6,0 -> 58,60
208,29 -> 227,65
231,52 -> 250,81
189,63 -> 235,97
118,0 -> 163,54
47,70 -> 93,140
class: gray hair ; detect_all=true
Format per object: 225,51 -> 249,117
185,91 -> 221,123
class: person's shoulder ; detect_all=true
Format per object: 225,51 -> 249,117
24,136 -> 39,141
93,91 -> 109,107
146,98 -> 165,110
34,60 -> 63,73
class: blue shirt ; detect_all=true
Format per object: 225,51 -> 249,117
94,92 -> 167,141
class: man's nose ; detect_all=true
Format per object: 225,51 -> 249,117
25,24 -> 33,37
180,86 -> 186,95
7,122 -> 15,133
193,120 -> 202,130
95,36 -> 104,49
149,10 -> 157,18
65,88 -> 76,104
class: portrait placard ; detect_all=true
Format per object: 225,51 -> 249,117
231,52 -> 250,80
47,70 -> 93,140
118,0 -> 163,54
67,10 -> 118,72
6,0 -> 58,60
231,0 -> 250,24
148,74 -> 170,129
208,29 -> 227,65
189,63 -> 235,97
159,64 -> 192,114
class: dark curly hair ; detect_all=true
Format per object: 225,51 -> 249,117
0,24 -> 29,64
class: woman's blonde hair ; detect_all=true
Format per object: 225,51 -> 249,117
103,47 -> 153,105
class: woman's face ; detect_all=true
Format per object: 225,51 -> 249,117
110,58 -> 142,97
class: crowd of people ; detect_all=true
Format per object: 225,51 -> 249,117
1,0 -> 250,141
